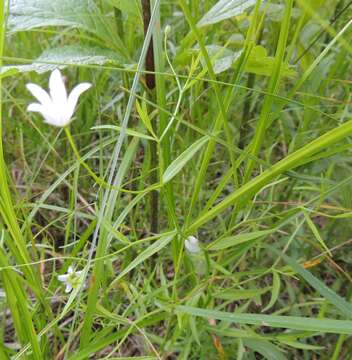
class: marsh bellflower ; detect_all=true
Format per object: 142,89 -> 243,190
57,266 -> 84,293
26,69 -> 91,127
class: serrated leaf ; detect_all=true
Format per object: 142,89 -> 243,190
197,0 -> 257,27
1,45 -> 123,77
162,136 -> 209,183
9,0 -> 95,31
8,0 -> 127,55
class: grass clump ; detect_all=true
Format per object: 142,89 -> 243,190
1,0 -> 352,359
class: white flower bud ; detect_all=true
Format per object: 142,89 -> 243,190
164,25 -> 171,36
185,236 -> 201,254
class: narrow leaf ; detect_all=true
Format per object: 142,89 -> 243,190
208,229 -> 273,250
175,305 -> 352,334
113,232 -> 175,283
163,136 -> 209,183
262,271 -> 281,312
270,246 -> 352,319
244,339 -> 288,360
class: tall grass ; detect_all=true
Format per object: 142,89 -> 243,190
1,0 -> 352,358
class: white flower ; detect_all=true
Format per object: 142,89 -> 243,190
26,69 -> 91,127
185,236 -> 201,254
57,266 -> 84,293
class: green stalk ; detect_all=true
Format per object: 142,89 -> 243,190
182,0 -> 262,227
153,2 -> 178,230
0,2 -> 48,357
244,0 -> 293,181
64,127 -> 122,191
79,0 -> 161,345
179,0 -> 240,217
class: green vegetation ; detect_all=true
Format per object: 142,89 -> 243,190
1,0 -> 352,358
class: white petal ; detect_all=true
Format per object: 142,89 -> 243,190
29,104 -> 62,127
65,284 -> 73,293
66,82 -> 91,119
27,103 -> 59,126
58,274 -> 69,282
49,69 -> 67,107
27,103 -> 44,113
26,83 -> 52,107
67,266 -> 73,274
42,114 -> 65,127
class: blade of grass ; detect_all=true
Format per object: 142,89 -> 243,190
244,0 -> 293,181
175,305 -> 352,334
187,117 -> 352,234
269,246 -> 352,319
80,1 -> 162,342
181,0 -> 262,225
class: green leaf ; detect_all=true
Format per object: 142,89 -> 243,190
187,118 -> 352,234
244,339 -> 288,360
269,246 -> 352,319
261,3 -> 301,22
175,305 -> 352,334
112,232 -> 176,284
197,0 -> 256,27
9,0 -> 96,32
203,45 -> 242,74
206,326 -> 264,339
107,0 -> 141,17
1,45 -> 123,77
303,211 -> 332,256
278,340 -> 324,350
162,136 -> 209,183
246,45 -> 296,77
208,229 -> 274,250
136,100 -> 157,139
0,249 -> 42,358
214,287 -> 270,301
262,271 -> 281,312
8,0 -> 127,55
91,125 -> 155,141
192,45 -> 295,77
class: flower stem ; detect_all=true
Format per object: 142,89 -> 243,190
64,127 -> 106,186
65,127 -> 162,195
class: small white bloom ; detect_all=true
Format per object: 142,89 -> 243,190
26,69 -> 91,127
185,236 -> 201,254
57,266 -> 84,293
